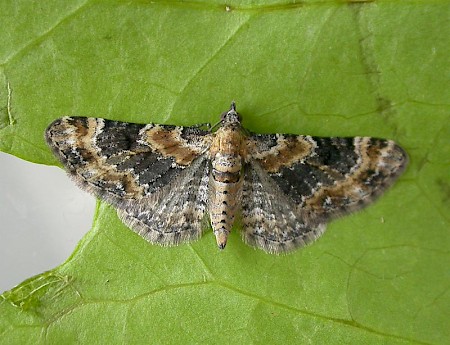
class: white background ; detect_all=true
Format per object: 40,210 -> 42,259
0,152 -> 95,293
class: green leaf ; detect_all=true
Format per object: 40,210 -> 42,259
1,1 -> 449,344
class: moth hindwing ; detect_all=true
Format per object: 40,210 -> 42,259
46,102 -> 408,254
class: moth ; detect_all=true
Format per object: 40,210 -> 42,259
45,102 -> 408,254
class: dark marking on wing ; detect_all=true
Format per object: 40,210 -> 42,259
45,117 -> 212,206
247,134 -> 408,225
240,163 -> 326,254
117,157 -> 211,245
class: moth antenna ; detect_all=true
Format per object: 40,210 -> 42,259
209,119 -> 222,132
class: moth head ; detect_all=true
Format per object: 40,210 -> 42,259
220,101 -> 241,125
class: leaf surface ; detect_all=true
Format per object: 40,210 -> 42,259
1,1 -> 449,344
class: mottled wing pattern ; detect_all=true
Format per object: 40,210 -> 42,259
46,117 -> 213,245
117,156 -> 211,245
46,117 -> 212,205
244,134 -> 407,253
241,162 -> 326,254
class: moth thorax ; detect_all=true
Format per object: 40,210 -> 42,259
209,125 -> 246,156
